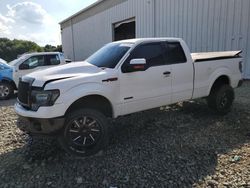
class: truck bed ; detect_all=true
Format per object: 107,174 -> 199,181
191,51 -> 242,62
192,51 -> 243,100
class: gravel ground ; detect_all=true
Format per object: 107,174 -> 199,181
0,82 -> 250,188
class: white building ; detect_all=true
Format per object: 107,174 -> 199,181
60,0 -> 250,78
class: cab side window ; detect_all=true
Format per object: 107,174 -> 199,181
164,42 -> 187,64
46,54 -> 60,66
123,42 -> 166,71
19,55 -> 45,70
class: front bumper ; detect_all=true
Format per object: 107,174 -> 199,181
17,115 -> 65,135
15,101 -> 65,135
15,102 -> 66,119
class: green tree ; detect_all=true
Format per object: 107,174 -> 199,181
44,44 -> 62,52
0,38 -> 46,62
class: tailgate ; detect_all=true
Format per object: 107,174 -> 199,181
192,51 -> 242,62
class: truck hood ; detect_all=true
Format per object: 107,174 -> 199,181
24,61 -> 101,87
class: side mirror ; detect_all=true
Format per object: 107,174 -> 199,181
65,59 -> 72,63
130,58 -> 146,65
125,58 -> 146,73
19,64 -> 29,70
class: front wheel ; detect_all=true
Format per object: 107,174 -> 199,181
58,109 -> 109,157
0,82 -> 14,100
206,84 -> 235,115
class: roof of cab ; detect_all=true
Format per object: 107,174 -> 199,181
114,37 -> 182,44
22,52 -> 62,56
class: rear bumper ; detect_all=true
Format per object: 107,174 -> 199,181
17,115 -> 65,135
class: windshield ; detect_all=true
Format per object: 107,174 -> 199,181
86,42 -> 133,68
9,54 -> 28,66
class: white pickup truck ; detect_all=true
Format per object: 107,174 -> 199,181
0,52 -> 70,100
15,38 -> 243,156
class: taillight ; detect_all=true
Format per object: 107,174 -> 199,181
239,61 -> 243,73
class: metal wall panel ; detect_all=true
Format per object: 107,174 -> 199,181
61,0 -> 250,78
155,0 -> 250,78
67,0 -> 155,61
61,26 -> 74,60
245,1 -> 250,78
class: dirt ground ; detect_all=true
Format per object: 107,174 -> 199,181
0,82 -> 249,188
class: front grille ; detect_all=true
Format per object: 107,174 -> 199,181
18,81 -> 30,105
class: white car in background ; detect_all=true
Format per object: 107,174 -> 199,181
0,52 -> 68,99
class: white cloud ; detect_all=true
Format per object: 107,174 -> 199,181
0,22 -> 10,35
7,2 -> 52,25
0,2 -> 60,46
0,14 -> 14,24
0,14 -> 13,36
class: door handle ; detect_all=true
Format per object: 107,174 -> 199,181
163,71 -> 171,76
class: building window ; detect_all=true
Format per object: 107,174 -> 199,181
113,18 -> 136,41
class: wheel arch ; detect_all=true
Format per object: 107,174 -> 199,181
0,77 -> 17,90
65,94 -> 114,118
208,75 -> 231,95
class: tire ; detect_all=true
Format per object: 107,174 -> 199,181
0,82 -> 14,100
206,84 -> 235,115
58,109 -> 109,157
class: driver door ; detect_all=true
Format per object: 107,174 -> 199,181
119,42 -> 172,115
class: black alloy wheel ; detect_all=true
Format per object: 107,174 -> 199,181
207,84 -> 235,115
58,109 -> 109,157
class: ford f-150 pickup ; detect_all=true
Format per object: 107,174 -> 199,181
15,38 -> 243,156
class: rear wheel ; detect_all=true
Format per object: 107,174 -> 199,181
206,84 -> 235,115
58,109 -> 109,157
0,82 -> 14,100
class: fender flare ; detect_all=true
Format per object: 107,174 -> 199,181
65,93 -> 115,117
207,69 -> 231,96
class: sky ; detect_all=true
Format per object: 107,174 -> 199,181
0,0 -> 98,46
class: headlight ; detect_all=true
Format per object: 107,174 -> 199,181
31,89 -> 60,111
